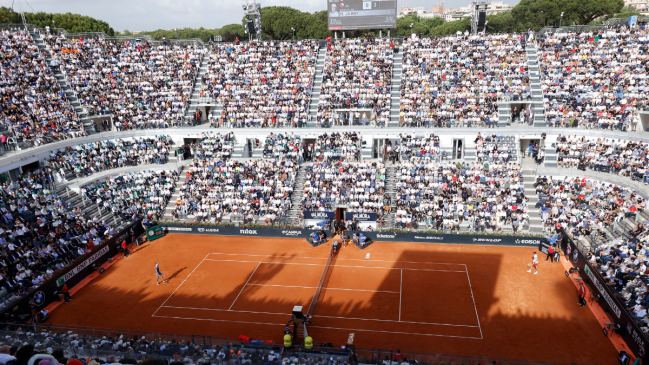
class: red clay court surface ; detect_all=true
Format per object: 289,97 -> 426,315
48,234 -> 618,364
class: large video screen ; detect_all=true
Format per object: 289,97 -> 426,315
328,0 -> 397,31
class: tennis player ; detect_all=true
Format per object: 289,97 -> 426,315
527,252 -> 539,274
155,263 -> 168,285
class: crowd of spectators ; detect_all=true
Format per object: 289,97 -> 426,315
46,136 -> 173,179
82,170 -> 178,222
189,132 -> 235,161
317,36 -> 393,128
587,223 -> 649,333
262,133 -> 303,161
533,176 -> 645,236
174,160 -> 296,224
394,161 -> 529,232
553,134 -> 649,182
312,132 -> 361,162
0,29 -> 85,145
301,161 -> 388,217
0,169 -> 117,300
537,24 -> 647,130
205,41 -> 318,128
399,33 -> 529,128
45,34 -> 202,129
0,328 -> 354,365
398,133 -> 441,161
474,133 -> 518,163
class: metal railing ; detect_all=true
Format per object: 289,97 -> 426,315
537,24 -> 605,35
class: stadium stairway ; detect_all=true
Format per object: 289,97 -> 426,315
498,101 -> 511,126
388,50 -> 403,128
307,45 -> 326,127
30,31 -> 97,135
542,146 -> 557,167
522,167 -> 543,233
163,168 -> 189,222
185,52 -> 210,126
382,164 -> 398,228
525,41 -> 545,127
286,163 -> 307,225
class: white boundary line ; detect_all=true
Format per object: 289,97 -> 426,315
464,264 -> 483,339
157,305 -> 480,327
229,262 -> 260,310
153,253 -> 210,316
246,283 -> 400,294
153,257 -> 482,339
203,259 -> 467,273
206,252 -> 466,267
399,269 -> 402,321
151,314 -> 481,339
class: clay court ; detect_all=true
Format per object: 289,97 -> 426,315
48,234 -> 618,364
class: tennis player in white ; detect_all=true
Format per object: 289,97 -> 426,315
155,263 -> 168,285
527,252 -> 539,274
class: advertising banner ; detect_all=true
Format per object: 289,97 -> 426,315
304,211 -> 336,220
344,212 -> 377,222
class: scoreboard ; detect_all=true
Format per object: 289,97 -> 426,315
328,0 -> 397,31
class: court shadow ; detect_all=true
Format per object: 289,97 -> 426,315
131,244 -> 151,254
42,234 -> 619,365
166,267 -> 187,282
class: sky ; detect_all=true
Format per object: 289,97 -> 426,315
10,0 -> 519,32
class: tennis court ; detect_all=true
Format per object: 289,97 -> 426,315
45,234 -> 619,364
152,252 -> 482,339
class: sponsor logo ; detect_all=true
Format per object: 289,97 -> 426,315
62,246 -> 110,284
515,239 -> 539,244
116,232 -> 129,242
627,322 -> 634,334
308,212 -> 332,218
573,250 -> 579,263
586,267 -> 621,318
240,229 -> 258,235
33,291 -> 45,306
472,238 -> 503,243
197,228 -> 220,233
282,230 -> 302,236
631,327 -> 647,349
350,213 -> 372,220
376,233 -> 397,239
148,231 -> 154,236
414,236 -> 444,240
167,227 -> 193,232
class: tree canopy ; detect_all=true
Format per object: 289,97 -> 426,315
0,6 -> 114,35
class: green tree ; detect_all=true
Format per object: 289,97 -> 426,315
567,0 -> 624,25
0,6 -> 114,35
218,24 -> 246,42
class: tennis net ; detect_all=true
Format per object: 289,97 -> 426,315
306,246 -> 334,318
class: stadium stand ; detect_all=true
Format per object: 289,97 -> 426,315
301,160 -> 387,218
173,159 -> 297,223
533,176 -> 645,236
537,24 -> 642,130
317,36 -> 394,128
400,33 -> 529,128
189,131 -> 236,160
0,29 -> 85,147
46,136 -> 174,180
205,40 -> 318,128
0,171 -> 118,304
81,170 -> 178,222
394,161 -> 529,232
44,34 -> 203,129
262,132 -> 303,161
312,132 -> 362,162
552,135 -> 649,182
